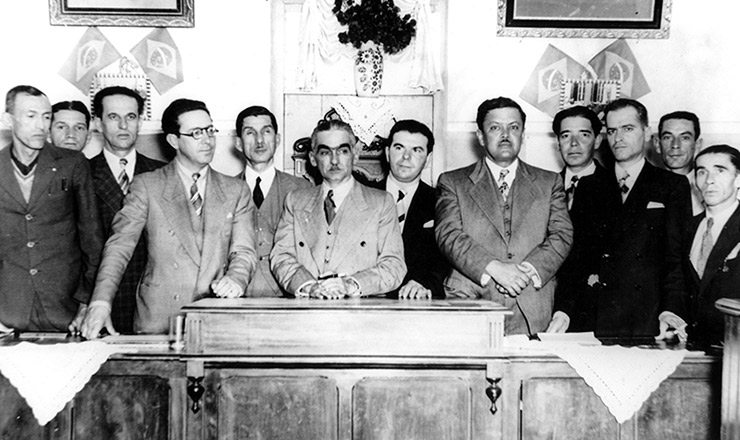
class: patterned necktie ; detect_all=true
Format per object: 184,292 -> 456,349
697,217 -> 715,278
618,172 -> 630,202
498,169 -> 510,200
324,190 -> 336,225
190,173 -> 203,216
253,176 -> 264,209
565,175 -> 579,210
397,190 -> 406,223
118,158 -> 130,194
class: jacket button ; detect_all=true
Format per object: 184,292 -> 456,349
173,263 -> 178,269
25,214 -> 33,221
507,253 -> 513,259
327,230 -> 332,235
360,241 -> 366,247
26,242 -> 35,248
324,259 -> 330,264
259,256 -> 264,261
29,269 -> 38,275
299,241 -> 304,247
174,294 -> 181,301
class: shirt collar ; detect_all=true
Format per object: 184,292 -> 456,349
386,174 -> 420,201
322,177 -> 354,209
485,157 -> 519,183
103,147 -> 136,176
176,160 -> 209,195
244,164 -> 276,195
564,160 -> 596,184
615,158 -> 645,182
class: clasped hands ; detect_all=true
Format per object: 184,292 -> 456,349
301,273 -> 360,299
488,261 -> 535,297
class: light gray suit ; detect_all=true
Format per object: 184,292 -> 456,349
271,180 -> 406,296
436,159 -> 573,335
90,161 -> 257,334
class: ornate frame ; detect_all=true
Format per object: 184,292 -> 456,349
497,0 -> 671,39
49,0 -> 194,28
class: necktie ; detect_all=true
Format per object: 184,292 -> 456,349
697,217 -> 715,278
498,169 -> 510,200
190,173 -> 203,216
118,158 -> 130,194
324,190 -> 336,225
397,190 -> 406,223
253,176 -> 264,209
565,175 -> 579,210
618,172 -> 630,202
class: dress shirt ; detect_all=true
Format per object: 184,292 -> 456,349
321,178 -> 354,210
485,157 -> 518,191
103,147 -> 136,182
614,159 -> 645,200
564,160 -> 596,186
385,174 -> 420,231
244,165 -> 276,200
690,199 -> 739,273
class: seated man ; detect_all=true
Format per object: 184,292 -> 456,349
271,119 -> 406,299
380,119 -> 449,299
662,144 -> 740,346
50,100 -> 91,151
81,98 -> 257,336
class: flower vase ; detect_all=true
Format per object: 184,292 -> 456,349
354,42 -> 383,97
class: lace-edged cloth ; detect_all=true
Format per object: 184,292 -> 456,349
333,97 -> 396,146
0,341 -> 124,425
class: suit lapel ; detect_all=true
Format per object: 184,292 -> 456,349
298,186 -> 325,264
91,153 -> 125,213
403,181 -> 433,241
469,160 -> 505,239
27,146 -> 57,207
160,163 -> 201,265
509,161 -> 537,234
0,146 -> 27,207
199,170 -> 229,274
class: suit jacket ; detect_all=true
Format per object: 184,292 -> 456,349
379,179 -> 449,299
596,161 -> 691,338
554,162 -> 621,332
90,161 -> 257,334
0,144 -> 104,331
664,206 -> 740,346
435,159 -> 573,335
271,180 -> 406,296
89,151 -> 165,333
238,169 -> 312,297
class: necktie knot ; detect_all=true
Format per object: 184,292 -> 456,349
253,176 -> 264,209
120,158 -> 128,167
324,190 -> 337,225
190,173 -> 203,216
565,175 -> 579,210
397,190 -> 405,202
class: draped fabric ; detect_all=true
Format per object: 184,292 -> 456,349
297,0 -> 443,93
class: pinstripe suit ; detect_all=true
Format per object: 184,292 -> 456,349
89,151 -> 165,333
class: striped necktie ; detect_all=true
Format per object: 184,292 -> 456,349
397,190 -> 406,223
118,158 -> 130,194
697,217 -> 715,278
190,173 -> 203,216
498,169 -> 510,200
618,172 -> 630,202
565,175 -> 579,210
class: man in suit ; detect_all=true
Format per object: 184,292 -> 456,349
546,106 -> 621,333
662,144 -> 740,347
81,98 -> 257,336
435,97 -> 573,336
380,119 -> 448,299
50,100 -> 90,151
595,99 -> 691,338
88,86 -> 165,333
0,85 -> 103,332
271,119 -> 406,299
234,105 -> 311,296
655,111 -> 704,215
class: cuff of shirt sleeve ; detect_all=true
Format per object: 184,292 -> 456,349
659,310 -> 686,323
552,310 -> 570,327
295,280 -> 316,298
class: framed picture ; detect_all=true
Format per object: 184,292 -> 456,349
49,0 -> 194,28
497,0 -> 671,39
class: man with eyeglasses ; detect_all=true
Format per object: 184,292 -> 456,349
81,98 -> 257,337
88,86 -> 165,333
234,105 -> 311,296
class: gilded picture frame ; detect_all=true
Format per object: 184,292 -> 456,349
49,0 -> 194,28
497,0 -> 671,39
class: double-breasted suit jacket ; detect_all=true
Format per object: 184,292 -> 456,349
596,161 -> 690,338
270,180 -> 406,296
379,178 -> 449,299
238,169 -> 312,297
0,144 -> 104,330
89,151 -> 165,333
435,159 -> 573,335
664,206 -> 740,346
90,161 -> 257,334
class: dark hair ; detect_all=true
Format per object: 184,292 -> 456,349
92,86 -> 145,118
310,119 -> 356,151
695,144 -> 740,172
161,99 -> 210,136
658,111 -> 701,140
5,85 -> 46,114
552,105 -> 602,135
52,100 -> 91,127
388,119 -> 435,154
476,97 -> 527,131
603,98 -> 649,127
235,105 -> 278,136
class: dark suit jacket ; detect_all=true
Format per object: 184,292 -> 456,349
89,151 -> 165,333
554,162 -> 621,332
596,161 -> 691,338
0,144 -> 104,331
664,206 -> 740,346
379,179 -> 449,299
436,159 -> 573,335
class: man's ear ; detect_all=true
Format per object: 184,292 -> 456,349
594,133 -> 603,151
234,137 -> 243,153
475,129 -> 485,147
1,112 -> 11,129
385,147 -> 390,164
423,152 -> 432,169
275,132 -> 282,148
652,133 -> 661,153
308,151 -> 317,167
696,137 -> 704,153
165,133 -> 180,151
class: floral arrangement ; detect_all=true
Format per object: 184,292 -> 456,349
332,0 -> 417,55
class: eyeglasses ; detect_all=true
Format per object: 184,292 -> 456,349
179,126 -> 219,140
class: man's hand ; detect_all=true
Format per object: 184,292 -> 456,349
545,311 -> 570,333
486,260 -> 531,297
398,280 -> 431,300
656,311 -> 688,342
211,275 -> 243,298
68,303 -> 88,334
80,304 -> 118,339
309,280 -> 344,299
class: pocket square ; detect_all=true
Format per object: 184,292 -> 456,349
726,242 -> 740,261
226,212 -> 233,219
647,201 -> 665,209
423,220 -> 434,228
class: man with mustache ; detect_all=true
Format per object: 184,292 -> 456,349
436,97 -> 573,336
88,86 -> 165,333
82,98 -> 257,337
